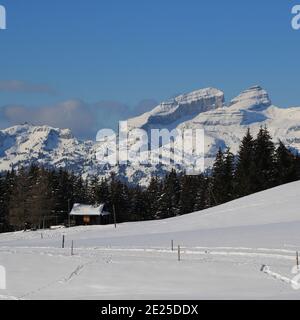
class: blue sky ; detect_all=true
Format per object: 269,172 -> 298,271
0,0 -> 299,138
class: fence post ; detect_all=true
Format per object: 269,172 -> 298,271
62,235 -> 65,249
171,240 -> 174,252
71,240 -> 74,256
178,245 -> 181,261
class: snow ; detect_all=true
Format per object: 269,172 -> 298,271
261,265 -> 300,290
70,203 -> 110,217
229,85 -> 271,110
128,87 -> 225,130
1,181 -> 300,299
1,86 -> 300,185
177,86 -> 300,168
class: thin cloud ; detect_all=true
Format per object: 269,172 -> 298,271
133,99 -> 158,115
0,80 -> 57,95
1,100 -> 94,139
0,98 -> 158,139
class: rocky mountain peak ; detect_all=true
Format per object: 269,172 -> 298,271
229,85 -> 272,110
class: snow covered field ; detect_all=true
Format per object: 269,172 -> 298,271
1,181 -> 300,300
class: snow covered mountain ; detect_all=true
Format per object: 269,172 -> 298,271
128,87 -> 225,130
0,124 -> 94,173
0,85 -> 300,184
0,124 -> 172,184
128,85 -> 300,168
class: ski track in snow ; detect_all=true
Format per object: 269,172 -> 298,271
84,246 -> 298,261
18,259 -> 90,299
261,265 -> 300,288
0,244 -> 298,299
61,264 -> 85,283
0,245 -> 297,261
14,252 -> 112,299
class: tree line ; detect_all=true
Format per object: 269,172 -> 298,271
0,127 -> 299,232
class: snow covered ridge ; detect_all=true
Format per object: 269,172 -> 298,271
128,87 -> 225,130
0,85 -> 300,185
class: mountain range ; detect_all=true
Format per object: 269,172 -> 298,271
1,85 -> 300,185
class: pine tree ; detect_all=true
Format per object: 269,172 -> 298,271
1,170 -> 16,231
223,149 -> 235,202
129,186 -> 147,221
211,148 -> 226,205
193,175 -> 209,211
235,128 -> 256,197
178,175 -> 198,215
29,167 -> 55,228
97,178 -> 110,204
295,155 -> 300,180
8,167 -> 30,230
0,176 -> 6,232
73,175 -> 88,204
275,141 -> 298,185
253,126 -> 276,191
88,175 -> 100,204
109,174 -> 130,223
145,176 -> 161,220
156,169 -> 180,219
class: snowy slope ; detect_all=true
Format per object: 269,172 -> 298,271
0,86 -> 300,184
1,182 -> 300,299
